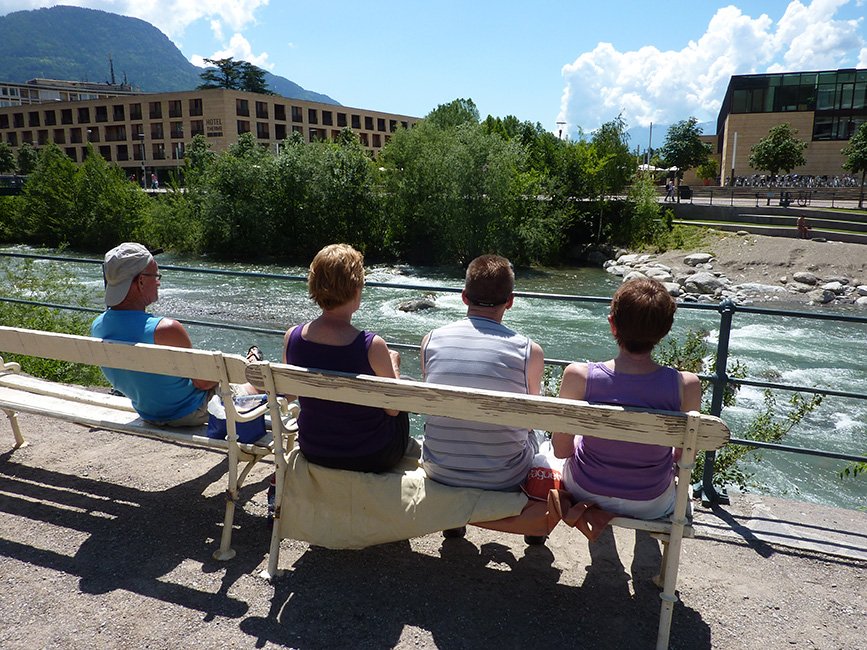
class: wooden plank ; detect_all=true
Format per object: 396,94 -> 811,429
247,362 -> 730,450
0,384 -> 273,456
0,372 -> 136,411
0,326 -> 226,382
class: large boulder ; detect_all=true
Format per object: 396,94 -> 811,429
807,289 -> 836,304
793,271 -> 819,285
398,296 -> 437,312
857,285 -> 867,296
622,270 -> 648,283
684,253 -> 714,266
821,281 -> 845,294
682,271 -> 730,295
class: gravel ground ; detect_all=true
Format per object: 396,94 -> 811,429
1,411 -> 865,650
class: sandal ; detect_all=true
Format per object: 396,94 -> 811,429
246,345 -> 263,362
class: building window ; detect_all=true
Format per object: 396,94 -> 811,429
150,123 -> 164,139
236,99 -> 249,116
372,133 -> 381,147
130,103 -> 142,120
105,125 -> 126,141
99,145 -> 111,160
377,118 -> 385,132
256,122 -> 270,139
77,107 -> 90,123
337,112 -> 347,127
358,132 -> 369,147
308,108 -> 318,124
351,114 -> 361,129
61,109 -> 72,124
237,120 -> 250,134
0,115 -> 7,129
401,121 -> 409,129
152,143 -> 166,160
364,116 -> 374,130
309,128 -> 322,142
116,144 -> 129,161
70,128 -> 82,144
322,111 -> 333,126
53,129 -> 65,144
94,106 -> 108,122
149,102 -> 162,119
170,121 -> 183,138
113,105 -> 125,121
168,100 -> 182,118
189,98 -> 203,116
292,125 -> 303,135
21,131 -> 32,144
43,110 -> 56,126
86,127 -> 99,143
13,113 -> 24,128
291,106 -> 302,122
7,133 -> 18,146
274,104 -> 286,121
190,119 -> 204,136
172,141 -> 185,160
256,101 -> 268,119
28,111 -> 40,127
275,124 -> 287,140
389,120 -> 397,132
38,130 -> 49,145
65,147 -> 76,161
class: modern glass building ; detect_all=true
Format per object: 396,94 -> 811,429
715,68 -> 867,182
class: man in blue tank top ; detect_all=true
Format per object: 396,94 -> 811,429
91,242 -> 252,426
421,255 -> 545,493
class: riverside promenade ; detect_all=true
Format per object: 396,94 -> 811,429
1,409 -> 865,649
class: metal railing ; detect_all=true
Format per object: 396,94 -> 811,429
1,250 -> 865,504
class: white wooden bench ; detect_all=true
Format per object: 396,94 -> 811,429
0,326 -> 296,561
247,360 -> 730,650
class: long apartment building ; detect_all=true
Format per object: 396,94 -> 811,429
715,67 -> 867,182
0,84 -> 419,183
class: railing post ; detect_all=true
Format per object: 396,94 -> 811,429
709,189 -> 713,206
700,298 -> 736,505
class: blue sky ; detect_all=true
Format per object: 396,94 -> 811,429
3,1 -> 866,137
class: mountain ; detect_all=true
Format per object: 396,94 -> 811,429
0,6 -> 339,105
626,121 -> 717,154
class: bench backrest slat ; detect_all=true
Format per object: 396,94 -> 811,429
0,326 -> 250,385
246,362 -> 729,450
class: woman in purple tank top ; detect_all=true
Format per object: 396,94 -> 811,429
552,278 -> 702,519
283,244 -> 409,473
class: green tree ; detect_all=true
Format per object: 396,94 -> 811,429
591,114 -> 636,198
239,61 -> 271,94
16,142 -> 39,175
697,157 -> 719,184
198,57 -> 271,93
425,98 -> 480,129
19,143 -> 78,246
659,117 -> 711,202
748,123 -> 807,177
0,142 -> 15,173
841,121 -> 867,209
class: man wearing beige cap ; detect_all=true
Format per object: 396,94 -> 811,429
90,242 -> 252,426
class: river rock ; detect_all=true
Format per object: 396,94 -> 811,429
858,285 -> 867,296
397,296 -> 437,312
663,282 -> 682,297
683,271 -> 729,294
808,289 -> 836,304
793,271 -> 819,285
640,266 -> 674,283
622,270 -> 647,283
788,282 -> 814,293
856,296 -> 867,306
684,253 -> 713,266
821,281 -> 844,294
605,264 -> 631,276
616,253 -> 649,265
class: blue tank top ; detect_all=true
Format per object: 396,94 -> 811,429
285,324 -> 397,458
90,309 -> 207,422
568,362 -> 681,500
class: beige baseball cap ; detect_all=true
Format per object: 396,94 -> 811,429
103,242 -> 153,307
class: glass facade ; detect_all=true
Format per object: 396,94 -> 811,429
723,69 -> 867,141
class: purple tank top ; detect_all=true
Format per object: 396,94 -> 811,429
568,362 -> 681,500
286,325 -> 394,458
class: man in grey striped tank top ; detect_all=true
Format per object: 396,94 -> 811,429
421,255 -> 545,496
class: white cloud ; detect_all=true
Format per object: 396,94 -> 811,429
558,0 -> 865,134
191,33 -> 273,70
0,1 -> 269,38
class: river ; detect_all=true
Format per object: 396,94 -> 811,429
5,247 -> 866,511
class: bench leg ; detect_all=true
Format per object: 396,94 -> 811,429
261,466 -> 285,581
3,408 -> 26,448
213,493 -> 238,561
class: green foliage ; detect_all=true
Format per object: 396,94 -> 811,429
697,157 -> 719,182
425,98 -> 480,129
650,223 -> 712,252
590,114 -> 636,197
0,258 -> 106,386
0,142 -> 15,173
748,123 -> 808,176
659,117 -> 711,179
198,57 -> 271,93
15,143 -> 148,250
623,175 -> 665,248
841,122 -> 867,208
655,328 -> 823,490
839,462 -> 865,479
16,142 -> 39,175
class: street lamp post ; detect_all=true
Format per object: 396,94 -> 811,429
137,132 -> 146,189
556,121 -> 566,140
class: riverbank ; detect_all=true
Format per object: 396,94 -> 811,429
1,410 -> 865,649
607,231 -> 867,307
